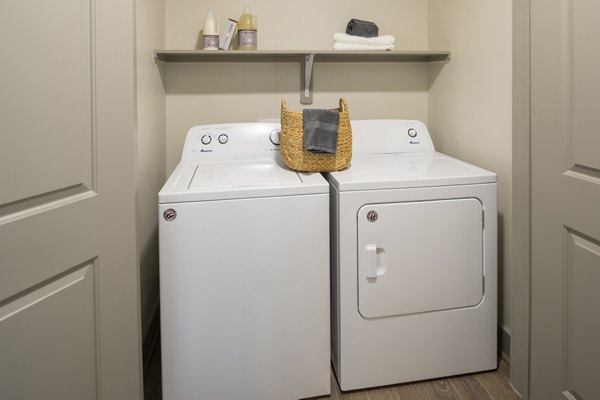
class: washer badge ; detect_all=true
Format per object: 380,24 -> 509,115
367,210 -> 378,222
163,208 -> 177,221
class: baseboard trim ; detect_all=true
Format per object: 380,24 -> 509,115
143,307 -> 160,374
498,325 -> 511,362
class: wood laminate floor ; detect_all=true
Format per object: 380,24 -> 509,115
144,343 -> 522,400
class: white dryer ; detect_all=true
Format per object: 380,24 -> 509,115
325,120 -> 497,391
159,123 -> 330,400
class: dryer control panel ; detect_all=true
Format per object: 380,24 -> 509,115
350,120 -> 435,154
181,123 -> 281,161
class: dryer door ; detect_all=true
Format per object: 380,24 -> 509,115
357,198 -> 484,319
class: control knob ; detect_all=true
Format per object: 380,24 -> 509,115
218,134 -> 229,144
201,135 -> 212,145
407,128 -> 418,138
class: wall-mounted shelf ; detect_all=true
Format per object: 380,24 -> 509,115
154,50 -> 451,104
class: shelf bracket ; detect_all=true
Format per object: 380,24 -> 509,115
301,53 -> 315,104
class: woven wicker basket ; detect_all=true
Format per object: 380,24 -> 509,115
279,98 -> 352,172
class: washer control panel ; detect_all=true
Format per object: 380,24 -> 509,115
182,123 -> 281,161
350,120 -> 435,154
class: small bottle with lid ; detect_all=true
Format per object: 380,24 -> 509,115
237,6 -> 257,50
202,11 -> 219,50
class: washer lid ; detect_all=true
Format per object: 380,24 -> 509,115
326,152 -> 496,191
189,159 -> 300,189
159,158 -> 328,203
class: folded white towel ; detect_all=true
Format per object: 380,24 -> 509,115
333,42 -> 395,51
333,32 -> 395,46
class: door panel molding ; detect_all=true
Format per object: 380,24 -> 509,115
562,0 -> 573,172
0,259 -> 97,311
569,229 -> 600,254
0,193 -> 98,302
564,165 -> 600,184
0,264 -> 97,400
562,391 -> 583,400
90,0 -> 98,193
0,264 -> 94,322
565,229 -> 600,399
0,185 -> 95,222
0,0 -> 95,206
569,0 -> 600,172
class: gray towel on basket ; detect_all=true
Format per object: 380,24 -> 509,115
303,109 -> 339,154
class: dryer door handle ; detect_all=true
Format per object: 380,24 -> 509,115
365,244 -> 377,279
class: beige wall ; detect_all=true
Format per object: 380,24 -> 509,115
428,1 -> 513,337
164,0 -> 430,172
136,0 -> 166,339
161,0 -> 515,345
166,0 -> 428,50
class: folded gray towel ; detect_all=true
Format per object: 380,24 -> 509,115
346,19 -> 379,38
303,109 -> 339,154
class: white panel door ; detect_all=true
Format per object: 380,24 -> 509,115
530,0 -> 600,399
357,198 -> 483,318
0,1 -> 141,399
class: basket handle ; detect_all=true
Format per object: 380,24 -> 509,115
282,98 -> 347,112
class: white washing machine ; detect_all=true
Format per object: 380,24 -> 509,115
325,120 -> 497,391
158,123 -> 330,400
